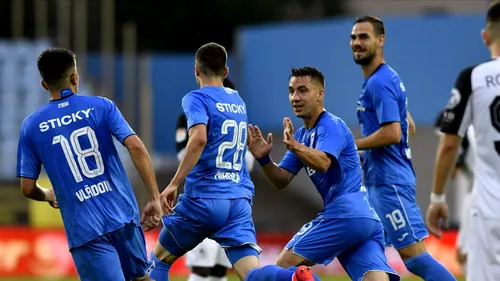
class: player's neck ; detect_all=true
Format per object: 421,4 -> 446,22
199,77 -> 224,88
490,43 -> 500,59
361,58 -> 385,78
303,107 -> 325,129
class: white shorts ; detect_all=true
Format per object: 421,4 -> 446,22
185,238 -> 231,268
467,214 -> 500,281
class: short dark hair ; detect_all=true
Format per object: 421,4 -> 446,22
195,42 -> 227,77
37,47 -> 76,88
488,1 -> 500,26
289,67 -> 325,87
223,77 -> 236,90
354,16 -> 385,36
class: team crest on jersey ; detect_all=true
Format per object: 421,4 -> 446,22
445,88 -> 461,109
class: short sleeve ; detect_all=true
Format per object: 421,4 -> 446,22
371,79 -> 401,125
16,122 -> 42,179
440,66 -> 474,137
278,131 -> 303,175
105,98 -> 136,143
182,93 -> 209,129
315,119 -> 346,160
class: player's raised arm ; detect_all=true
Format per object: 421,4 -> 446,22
282,117 -> 333,173
356,80 -> 402,150
247,124 -> 294,190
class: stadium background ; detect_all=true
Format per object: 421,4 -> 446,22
0,0 -> 489,280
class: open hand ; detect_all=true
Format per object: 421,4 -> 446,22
247,124 -> 273,159
282,117 -> 299,150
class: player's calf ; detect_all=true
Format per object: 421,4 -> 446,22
401,241 -> 456,281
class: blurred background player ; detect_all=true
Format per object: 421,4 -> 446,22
433,111 -> 475,274
175,77 -> 255,281
352,16 -> 456,281
16,47 -> 162,281
426,2 -> 500,280
148,42 -> 317,281
248,67 -> 399,281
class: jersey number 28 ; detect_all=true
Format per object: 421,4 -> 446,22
52,126 -> 105,183
216,119 -> 247,171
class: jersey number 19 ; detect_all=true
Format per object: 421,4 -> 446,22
52,126 -> 105,183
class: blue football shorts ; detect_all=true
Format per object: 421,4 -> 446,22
366,184 -> 429,250
71,222 -> 153,281
159,194 -> 261,265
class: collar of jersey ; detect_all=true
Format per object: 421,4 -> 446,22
50,88 -> 75,102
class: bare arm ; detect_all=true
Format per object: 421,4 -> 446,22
290,144 -> 331,173
20,178 -> 50,201
355,122 -> 402,150
260,159 -> 295,190
170,124 -> 207,186
432,134 -> 462,195
407,111 -> 416,137
124,135 -> 160,200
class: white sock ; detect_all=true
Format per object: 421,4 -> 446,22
208,277 -> 227,281
187,274 -> 210,281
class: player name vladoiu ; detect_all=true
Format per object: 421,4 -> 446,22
76,180 -> 113,202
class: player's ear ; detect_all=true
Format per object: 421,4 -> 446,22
482,29 -> 490,46
70,72 -> 78,86
378,34 -> 385,47
224,66 -> 229,79
194,64 -> 200,77
41,80 -> 49,91
318,89 -> 325,101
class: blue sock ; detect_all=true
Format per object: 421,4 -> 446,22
404,252 -> 456,281
286,266 -> 321,281
244,265 -> 294,281
148,251 -> 171,281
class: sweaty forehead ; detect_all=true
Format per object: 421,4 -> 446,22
351,22 -> 374,36
289,76 -> 312,88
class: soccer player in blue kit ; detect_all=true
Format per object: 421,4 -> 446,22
351,16 -> 456,281
16,48 -> 163,281
148,43 -> 318,281
247,66 -> 399,281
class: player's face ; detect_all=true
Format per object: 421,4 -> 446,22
350,22 -> 381,65
288,76 -> 322,119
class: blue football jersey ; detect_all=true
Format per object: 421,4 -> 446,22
16,91 -> 140,249
279,112 -> 379,220
181,86 -> 254,199
357,64 -> 416,186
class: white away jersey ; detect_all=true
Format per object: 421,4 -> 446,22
441,58 -> 500,218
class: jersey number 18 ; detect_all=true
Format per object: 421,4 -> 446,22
52,126 -> 105,183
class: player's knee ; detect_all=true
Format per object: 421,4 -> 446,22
362,271 -> 390,281
210,265 -> 227,278
398,240 -> 426,261
192,266 -> 212,277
